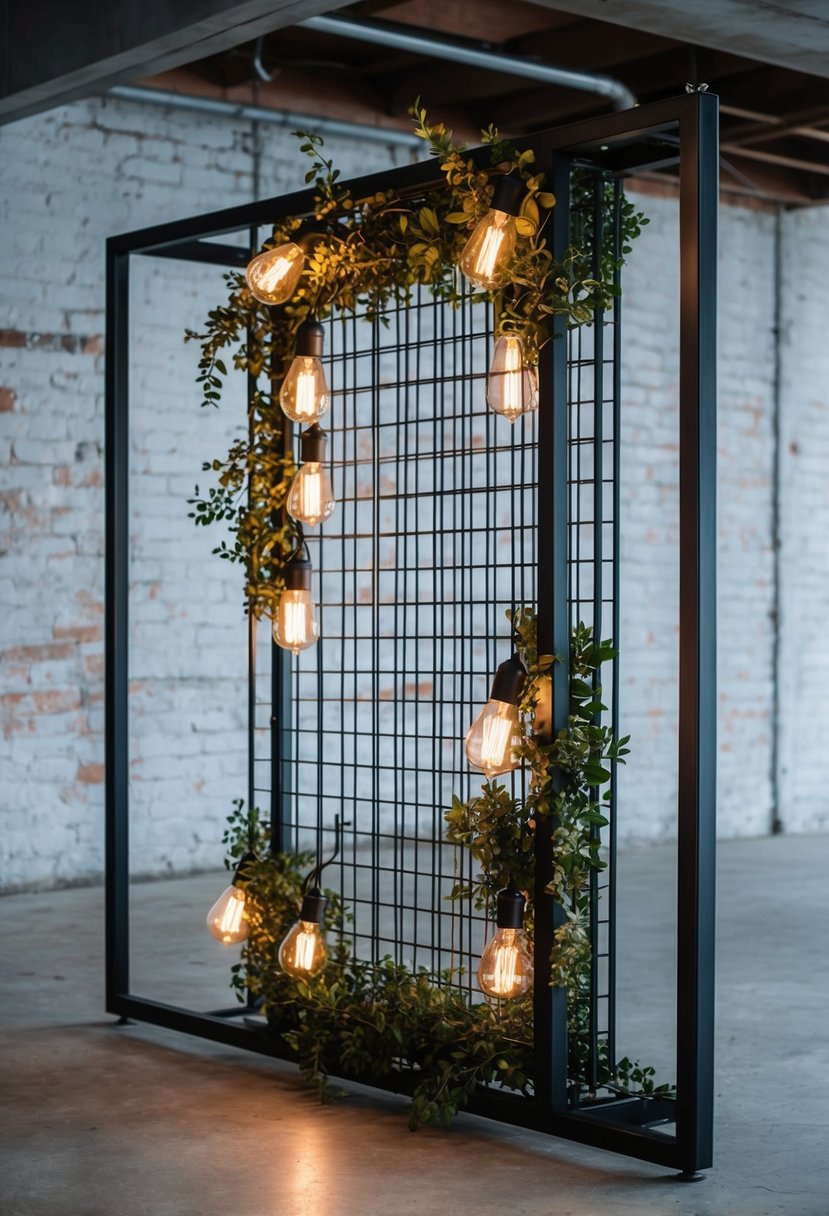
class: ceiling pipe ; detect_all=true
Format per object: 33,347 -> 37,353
299,12 -> 637,112
105,84 -> 424,149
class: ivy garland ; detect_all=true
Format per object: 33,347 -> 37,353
185,103 -> 648,618
188,106 -> 669,1126
224,615 -> 672,1129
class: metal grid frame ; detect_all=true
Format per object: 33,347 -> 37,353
106,92 -> 717,1173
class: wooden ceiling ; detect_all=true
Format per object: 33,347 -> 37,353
143,0 -> 829,205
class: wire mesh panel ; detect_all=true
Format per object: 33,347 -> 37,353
255,284 -> 538,998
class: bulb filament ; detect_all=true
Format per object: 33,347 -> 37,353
481,712 -> 512,773
217,892 -> 244,939
294,926 -> 318,971
301,466 -> 322,520
502,341 -> 524,420
283,600 -> 308,648
295,368 -> 318,419
475,225 -> 506,283
258,256 -> 292,292
491,930 -> 519,996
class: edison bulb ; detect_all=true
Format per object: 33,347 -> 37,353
278,919 -> 327,977
466,698 -> 521,777
206,885 -> 249,945
477,927 -> 533,1001
273,589 -> 318,654
460,210 -> 518,291
288,463 -> 335,526
245,242 -> 305,305
487,334 -> 538,422
280,356 -> 328,423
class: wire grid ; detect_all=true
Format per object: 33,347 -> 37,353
567,174 -> 622,1089
253,278 -> 538,999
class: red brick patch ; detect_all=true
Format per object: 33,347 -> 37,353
77,763 -> 104,784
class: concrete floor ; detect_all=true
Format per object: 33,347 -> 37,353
2,834 -> 828,1216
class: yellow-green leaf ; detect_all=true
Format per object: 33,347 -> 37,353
444,212 -> 469,224
515,216 -> 536,237
419,206 -> 439,235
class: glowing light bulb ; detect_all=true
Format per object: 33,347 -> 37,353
487,334 -> 538,423
287,424 -> 336,527
459,176 -> 524,291
466,654 -> 525,778
478,927 -> 534,1000
273,550 -> 319,655
477,883 -> 533,1002
206,885 -> 248,944
206,851 -> 256,945
280,319 -> 329,424
245,241 -> 305,305
278,887 -> 328,978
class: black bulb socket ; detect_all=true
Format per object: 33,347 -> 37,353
299,886 -> 327,924
293,219 -> 329,254
232,849 -> 258,886
496,881 -> 526,930
299,423 -> 328,465
294,317 -> 325,359
284,550 -> 313,592
489,653 -> 526,706
284,553 -> 313,592
490,175 -> 525,219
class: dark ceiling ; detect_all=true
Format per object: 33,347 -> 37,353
142,0 -> 829,206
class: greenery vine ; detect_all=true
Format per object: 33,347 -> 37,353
185,104 -> 647,618
225,617 -> 673,1129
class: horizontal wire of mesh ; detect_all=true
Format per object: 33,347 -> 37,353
254,278 -> 538,1000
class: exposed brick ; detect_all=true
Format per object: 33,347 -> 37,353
53,623 -> 102,642
76,762 -> 104,784
0,388 -> 16,411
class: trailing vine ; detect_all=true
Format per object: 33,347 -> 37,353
224,617 -> 673,1128
185,104 -> 647,617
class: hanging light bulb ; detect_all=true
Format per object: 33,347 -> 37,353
287,424 -> 336,527
459,176 -> 525,291
245,221 -> 327,306
278,886 -> 328,978
273,548 -> 319,655
280,318 -> 329,424
466,654 -> 525,778
206,850 -> 256,945
487,333 -> 539,423
245,241 -> 306,305
478,881 -> 533,1001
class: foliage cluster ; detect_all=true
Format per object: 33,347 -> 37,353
227,618 -> 673,1128
185,105 -> 647,618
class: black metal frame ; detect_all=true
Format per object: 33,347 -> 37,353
106,93 -> 717,1173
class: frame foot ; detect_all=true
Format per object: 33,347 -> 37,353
115,1016 -> 133,1026
675,1170 -> 706,1183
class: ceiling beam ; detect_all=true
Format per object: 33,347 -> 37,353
0,0 -> 353,125
527,0 -> 829,81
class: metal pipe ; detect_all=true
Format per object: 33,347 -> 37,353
300,13 -> 637,112
105,84 -> 423,149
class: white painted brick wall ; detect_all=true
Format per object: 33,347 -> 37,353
618,191 -> 778,841
777,207 -> 829,831
0,96 -> 824,889
0,96 -> 413,890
